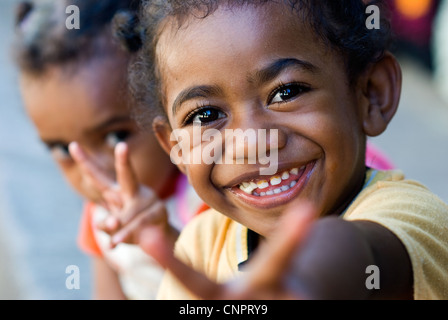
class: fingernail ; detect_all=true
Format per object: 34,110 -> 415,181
68,142 -> 83,159
115,142 -> 127,155
68,142 -> 77,154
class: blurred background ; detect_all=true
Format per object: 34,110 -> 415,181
0,0 -> 447,299
0,0 -> 91,299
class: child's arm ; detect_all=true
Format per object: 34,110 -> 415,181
141,202 -> 413,300
278,216 -> 413,299
92,257 -> 127,300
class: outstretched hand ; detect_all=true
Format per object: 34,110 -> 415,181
69,142 -> 178,249
139,201 -> 317,300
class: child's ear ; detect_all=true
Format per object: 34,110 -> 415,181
359,52 -> 402,137
152,116 -> 187,175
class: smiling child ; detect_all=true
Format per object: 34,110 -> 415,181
114,0 -> 448,300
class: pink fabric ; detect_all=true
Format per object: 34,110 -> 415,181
365,141 -> 395,170
175,174 -> 210,226
176,174 -> 193,226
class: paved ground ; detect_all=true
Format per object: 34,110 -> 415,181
0,0 -> 447,300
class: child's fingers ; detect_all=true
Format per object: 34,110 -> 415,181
136,202 -> 316,300
120,185 -> 159,227
139,226 -> 226,299
102,189 -> 124,211
138,204 -> 315,300
96,215 -> 121,237
114,142 -> 138,200
110,200 -> 166,245
245,202 -> 317,292
69,142 -> 115,192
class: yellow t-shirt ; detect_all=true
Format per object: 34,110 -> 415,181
157,169 -> 448,300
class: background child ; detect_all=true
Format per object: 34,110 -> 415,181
108,0 -> 447,299
13,0 -> 205,299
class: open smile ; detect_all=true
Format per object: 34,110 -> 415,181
228,160 -> 316,209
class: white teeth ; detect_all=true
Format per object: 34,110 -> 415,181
239,165 -> 306,196
251,180 -> 297,197
241,182 -> 250,188
290,168 -> 299,175
270,176 -> 282,186
239,182 -> 258,194
257,180 -> 269,190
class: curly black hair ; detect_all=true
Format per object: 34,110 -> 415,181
117,0 -> 392,127
13,0 -> 142,76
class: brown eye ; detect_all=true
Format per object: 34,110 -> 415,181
269,83 -> 310,104
49,144 -> 71,161
106,130 -> 132,148
185,107 -> 226,125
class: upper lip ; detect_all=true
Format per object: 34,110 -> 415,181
223,160 -> 315,188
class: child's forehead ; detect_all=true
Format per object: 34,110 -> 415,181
157,3 -> 341,86
23,58 -> 129,116
156,5 -> 357,123
158,3 -> 329,66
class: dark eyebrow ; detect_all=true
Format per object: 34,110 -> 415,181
86,115 -> 133,134
170,59 -> 316,115
172,85 -> 223,116
249,58 -> 319,85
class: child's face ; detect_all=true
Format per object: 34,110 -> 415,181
156,4 -> 370,237
21,53 -> 175,203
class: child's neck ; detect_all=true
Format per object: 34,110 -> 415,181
330,167 -> 369,218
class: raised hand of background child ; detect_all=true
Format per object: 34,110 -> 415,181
69,142 -> 178,250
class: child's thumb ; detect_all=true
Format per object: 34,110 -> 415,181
246,201 -> 317,290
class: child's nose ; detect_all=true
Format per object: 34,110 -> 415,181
224,112 -> 287,163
